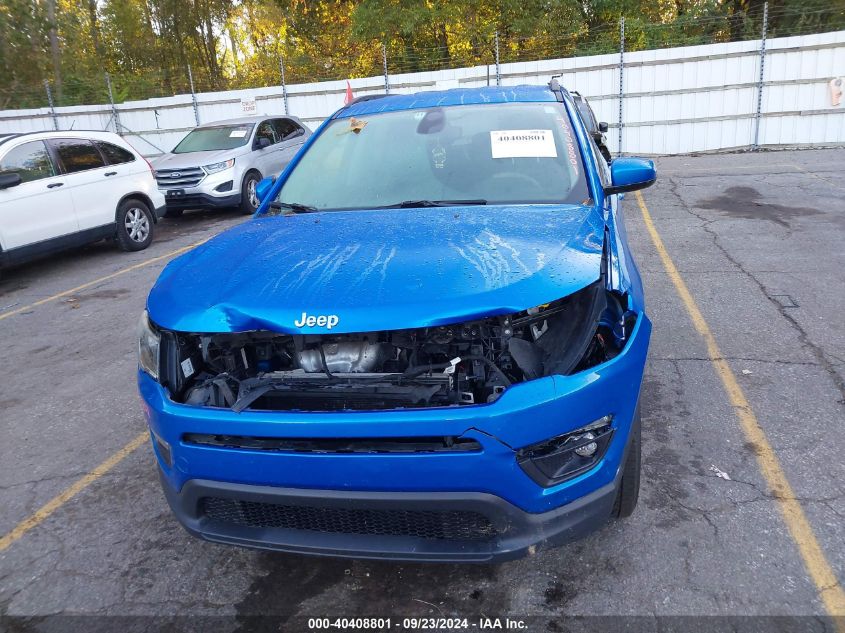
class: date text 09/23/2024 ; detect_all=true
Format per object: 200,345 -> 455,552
307,617 -> 528,629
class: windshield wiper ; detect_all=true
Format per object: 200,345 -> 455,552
269,201 -> 319,214
377,199 -> 487,209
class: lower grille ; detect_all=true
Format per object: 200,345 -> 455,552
183,434 -> 481,454
201,497 -> 497,542
161,193 -> 220,208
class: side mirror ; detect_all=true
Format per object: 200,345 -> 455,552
0,172 -> 22,190
598,122 -> 609,133
255,176 -> 275,203
604,157 -> 656,196
256,137 -> 272,149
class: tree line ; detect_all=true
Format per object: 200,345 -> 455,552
1,0 -> 842,109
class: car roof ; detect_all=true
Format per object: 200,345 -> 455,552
198,115 -> 299,127
0,129 -> 129,148
0,134 -> 20,147
338,85 -> 558,118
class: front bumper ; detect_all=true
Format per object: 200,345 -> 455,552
158,166 -> 243,210
160,468 -> 622,562
140,314 -> 650,561
162,191 -> 241,210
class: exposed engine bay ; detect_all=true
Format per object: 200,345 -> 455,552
159,281 -> 637,412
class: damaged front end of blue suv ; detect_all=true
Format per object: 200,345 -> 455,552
137,83 -> 655,562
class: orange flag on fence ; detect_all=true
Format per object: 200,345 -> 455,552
344,81 -> 354,105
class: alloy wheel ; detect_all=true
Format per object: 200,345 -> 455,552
247,179 -> 259,208
125,207 -> 150,243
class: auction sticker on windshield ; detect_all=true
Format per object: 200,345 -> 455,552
490,129 -> 557,158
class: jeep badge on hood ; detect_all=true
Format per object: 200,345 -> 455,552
295,312 -> 340,329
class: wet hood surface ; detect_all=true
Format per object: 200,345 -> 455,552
148,205 -> 605,333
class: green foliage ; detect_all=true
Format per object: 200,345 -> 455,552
0,0 -> 841,110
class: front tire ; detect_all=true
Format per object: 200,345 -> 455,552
239,171 -> 261,215
116,199 -> 154,252
612,407 -> 641,518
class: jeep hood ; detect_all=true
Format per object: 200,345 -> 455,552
147,204 -> 605,333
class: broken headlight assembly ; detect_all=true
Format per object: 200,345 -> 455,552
138,310 -> 161,381
517,415 -> 614,487
148,280 -> 638,413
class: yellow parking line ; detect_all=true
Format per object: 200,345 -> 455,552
635,190 -> 845,620
0,240 -> 205,322
789,163 -> 845,191
0,432 -> 148,553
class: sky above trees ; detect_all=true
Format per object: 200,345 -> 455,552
1,0 -> 842,109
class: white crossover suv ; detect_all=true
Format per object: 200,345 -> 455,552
0,130 -> 164,270
152,115 -> 311,217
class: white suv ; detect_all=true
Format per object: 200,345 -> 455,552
0,130 -> 164,269
153,115 -> 310,217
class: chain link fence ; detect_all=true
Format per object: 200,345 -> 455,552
1,3 -> 843,156
3,4 -> 841,113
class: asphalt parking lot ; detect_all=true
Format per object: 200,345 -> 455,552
1,149 -> 843,632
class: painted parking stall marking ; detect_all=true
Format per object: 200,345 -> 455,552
0,432 -> 149,553
635,189 -> 845,623
0,240 -> 206,323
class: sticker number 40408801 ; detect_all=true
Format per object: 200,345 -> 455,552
490,129 -> 557,159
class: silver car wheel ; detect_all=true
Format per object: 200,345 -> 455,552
247,178 -> 259,208
125,207 -> 150,243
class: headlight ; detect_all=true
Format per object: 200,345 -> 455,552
203,158 -> 235,174
138,310 -> 161,381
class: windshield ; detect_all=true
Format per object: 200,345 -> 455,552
271,102 -> 590,211
173,124 -> 254,153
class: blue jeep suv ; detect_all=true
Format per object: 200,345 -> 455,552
138,83 -> 655,562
